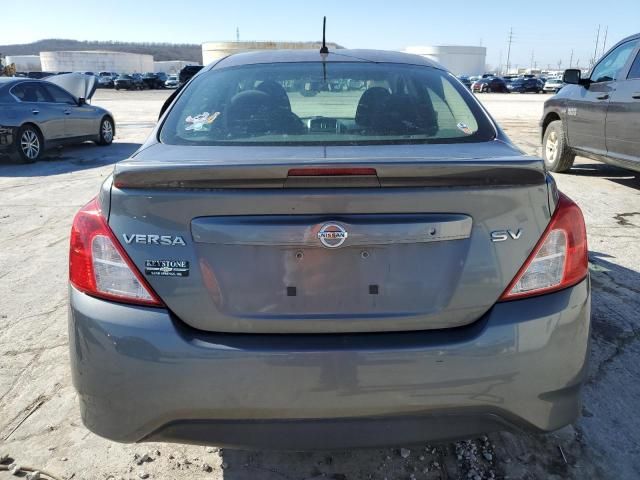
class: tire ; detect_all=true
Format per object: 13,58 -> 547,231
96,117 -> 114,146
11,124 -> 43,163
115,86 -> 120,91
542,120 -> 575,172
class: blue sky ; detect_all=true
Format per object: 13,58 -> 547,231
2,0 -> 638,70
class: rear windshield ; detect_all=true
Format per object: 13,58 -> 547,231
160,62 -> 495,146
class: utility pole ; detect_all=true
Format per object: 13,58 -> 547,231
498,50 -> 503,75
569,49 -> 574,68
601,26 -> 608,55
236,27 -> 240,42
592,24 -> 601,67
530,50 -> 535,70
506,27 -> 514,74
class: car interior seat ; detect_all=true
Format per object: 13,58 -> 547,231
225,89 -> 304,137
356,87 -> 438,136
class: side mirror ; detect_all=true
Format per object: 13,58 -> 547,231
78,97 -> 87,106
563,69 -> 582,85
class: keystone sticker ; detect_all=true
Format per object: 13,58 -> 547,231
145,260 -> 190,277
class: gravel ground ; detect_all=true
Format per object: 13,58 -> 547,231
0,90 -> 639,480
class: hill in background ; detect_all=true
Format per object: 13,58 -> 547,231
0,39 -> 202,62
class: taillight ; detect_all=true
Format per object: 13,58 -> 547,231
69,198 -> 163,307
499,192 -> 588,301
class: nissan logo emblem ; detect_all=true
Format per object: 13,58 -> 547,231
317,223 -> 348,248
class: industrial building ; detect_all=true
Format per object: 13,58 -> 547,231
153,60 -> 197,74
40,51 -> 154,73
5,55 -> 42,72
202,41 -> 343,65
404,45 -> 487,76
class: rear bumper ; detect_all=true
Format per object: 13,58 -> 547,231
69,279 -> 590,449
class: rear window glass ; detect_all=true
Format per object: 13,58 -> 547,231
160,62 -> 495,146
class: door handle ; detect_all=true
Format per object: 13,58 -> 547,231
632,93 -> 640,99
64,109 -> 71,115
596,94 -> 610,100
31,109 -> 39,115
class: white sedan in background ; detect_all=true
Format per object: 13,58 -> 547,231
543,78 -> 564,94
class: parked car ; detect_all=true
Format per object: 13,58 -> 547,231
97,71 -> 116,88
457,75 -> 472,88
471,77 -> 509,93
507,78 -> 543,93
543,78 -> 565,94
0,74 -> 114,163
347,78 -> 365,90
114,74 -> 143,91
26,72 -> 54,79
141,72 -> 165,89
69,49 -> 589,450
178,65 -> 203,86
541,33 -> 640,173
329,79 -> 347,91
164,74 -> 179,88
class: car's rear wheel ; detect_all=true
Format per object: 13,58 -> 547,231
12,124 -> 43,163
96,117 -> 114,146
543,120 -> 575,172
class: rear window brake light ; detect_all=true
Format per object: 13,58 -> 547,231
287,167 -> 377,176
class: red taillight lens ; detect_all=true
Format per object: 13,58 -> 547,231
499,192 -> 588,301
69,198 -> 163,307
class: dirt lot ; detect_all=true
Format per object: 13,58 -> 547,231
1,89 -> 639,480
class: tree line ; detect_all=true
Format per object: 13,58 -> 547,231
0,39 -> 202,62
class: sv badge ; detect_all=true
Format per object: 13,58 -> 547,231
490,229 -> 523,242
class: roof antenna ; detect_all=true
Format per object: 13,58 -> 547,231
320,16 -> 329,54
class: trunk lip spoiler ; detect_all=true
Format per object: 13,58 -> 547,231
113,159 -> 547,189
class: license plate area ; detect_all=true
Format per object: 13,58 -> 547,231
192,214 -> 472,317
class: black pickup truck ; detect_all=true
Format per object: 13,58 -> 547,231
541,33 -> 640,173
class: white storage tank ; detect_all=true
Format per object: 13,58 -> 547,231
202,41 -> 343,65
154,60 -> 198,74
40,51 -> 154,73
404,45 -> 487,76
5,55 -> 42,72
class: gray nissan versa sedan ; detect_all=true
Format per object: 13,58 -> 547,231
68,49 -> 590,449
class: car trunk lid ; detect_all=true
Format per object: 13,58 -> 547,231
107,141 -> 551,334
